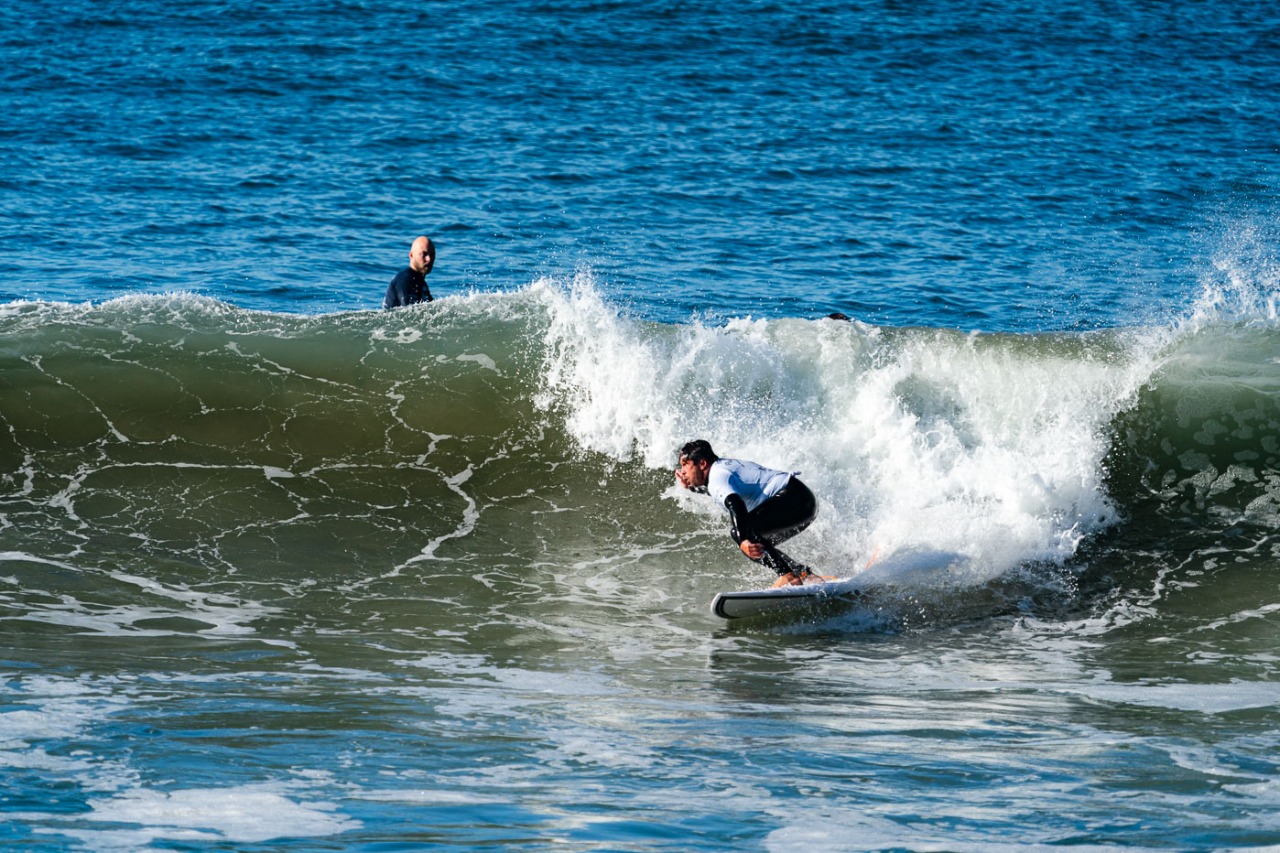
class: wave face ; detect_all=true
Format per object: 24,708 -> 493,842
4,279 -> 1280,849
4,275 -> 1277,624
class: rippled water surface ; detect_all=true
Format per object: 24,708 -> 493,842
4,1 -> 1280,850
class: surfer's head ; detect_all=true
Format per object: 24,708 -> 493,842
409,236 -> 436,274
675,440 -> 717,489
678,440 -> 718,466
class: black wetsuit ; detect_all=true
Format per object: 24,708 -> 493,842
724,478 -> 817,576
382,267 -> 432,309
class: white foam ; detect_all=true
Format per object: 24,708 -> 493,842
1074,679 -> 1280,714
46,785 -> 360,847
1,672 -> 360,847
533,275 -> 1157,583
0,551 -> 285,641
457,352 -> 499,371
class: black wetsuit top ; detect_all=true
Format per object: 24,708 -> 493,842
383,267 -> 432,309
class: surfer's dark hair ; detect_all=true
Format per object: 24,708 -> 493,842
678,440 -> 718,465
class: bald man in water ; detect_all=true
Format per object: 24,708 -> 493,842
382,236 -> 436,309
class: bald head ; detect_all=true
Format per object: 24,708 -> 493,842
409,236 -> 436,274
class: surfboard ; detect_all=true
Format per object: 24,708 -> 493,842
710,576 -> 869,620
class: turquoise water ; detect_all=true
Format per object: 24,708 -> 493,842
4,2 -> 1280,850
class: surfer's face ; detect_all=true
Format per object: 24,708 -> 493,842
675,456 -> 709,489
409,240 -> 435,273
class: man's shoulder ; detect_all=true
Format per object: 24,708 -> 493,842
707,459 -> 740,494
712,458 -> 748,477
383,267 -> 418,309
715,458 -> 782,486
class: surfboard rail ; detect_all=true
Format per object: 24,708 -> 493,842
710,576 -> 867,620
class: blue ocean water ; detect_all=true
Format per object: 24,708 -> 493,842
4,1 -> 1280,850
6,0 -> 1278,328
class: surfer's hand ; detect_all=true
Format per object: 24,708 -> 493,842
740,540 -> 764,560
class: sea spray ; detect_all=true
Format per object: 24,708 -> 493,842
1106,244 -> 1280,533
531,278 -> 1159,584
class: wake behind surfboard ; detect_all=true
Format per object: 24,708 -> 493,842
710,576 -> 869,620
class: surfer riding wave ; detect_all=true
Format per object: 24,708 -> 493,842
673,440 -> 818,587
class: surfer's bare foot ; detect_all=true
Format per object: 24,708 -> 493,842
772,572 -> 804,587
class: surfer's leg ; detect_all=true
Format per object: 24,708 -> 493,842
750,479 -> 817,547
750,480 -> 818,584
760,544 -> 815,585
759,544 -> 802,573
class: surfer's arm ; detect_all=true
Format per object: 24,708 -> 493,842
723,494 -> 765,559
383,278 -> 405,310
